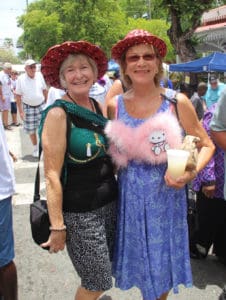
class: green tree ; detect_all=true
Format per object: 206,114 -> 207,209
119,0 -> 148,18
119,0 -> 167,20
162,0 -> 217,62
18,10 -> 63,60
3,38 -> 14,48
0,49 -> 21,64
18,0 -> 125,59
122,17 -> 174,62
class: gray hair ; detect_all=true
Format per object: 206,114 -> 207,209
59,54 -> 98,89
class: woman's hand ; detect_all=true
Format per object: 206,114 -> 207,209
164,169 -> 197,189
41,230 -> 66,253
202,185 -> 215,198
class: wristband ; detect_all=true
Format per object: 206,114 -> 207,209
49,225 -> 66,231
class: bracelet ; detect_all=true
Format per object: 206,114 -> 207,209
49,225 -> 66,231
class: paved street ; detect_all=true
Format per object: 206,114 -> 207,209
5,124 -> 226,300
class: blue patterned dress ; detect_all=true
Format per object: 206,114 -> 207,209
112,93 -> 192,300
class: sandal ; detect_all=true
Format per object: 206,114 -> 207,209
4,125 -> 12,130
11,122 -> 21,127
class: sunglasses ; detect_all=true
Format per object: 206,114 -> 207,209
126,53 -> 156,63
28,65 -> 36,69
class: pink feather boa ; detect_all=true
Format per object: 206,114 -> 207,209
105,112 -> 183,168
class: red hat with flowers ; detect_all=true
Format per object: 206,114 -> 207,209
41,41 -> 108,89
111,29 -> 167,61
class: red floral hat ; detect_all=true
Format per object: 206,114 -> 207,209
111,29 -> 167,61
41,41 -> 108,89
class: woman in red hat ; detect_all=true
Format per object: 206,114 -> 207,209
39,41 -> 118,300
105,29 -> 215,300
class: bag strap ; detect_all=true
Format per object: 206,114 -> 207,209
33,148 -> 42,202
160,92 -> 179,121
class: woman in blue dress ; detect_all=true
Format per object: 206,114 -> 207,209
105,29 -> 215,300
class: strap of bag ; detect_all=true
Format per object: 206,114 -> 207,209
33,149 -> 42,202
160,92 -> 179,121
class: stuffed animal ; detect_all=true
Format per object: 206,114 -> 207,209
181,135 -> 200,171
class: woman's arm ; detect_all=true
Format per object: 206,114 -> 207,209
41,107 -> 67,251
104,79 -> 123,117
210,88 -> 226,150
176,92 -> 215,173
165,92 -> 215,189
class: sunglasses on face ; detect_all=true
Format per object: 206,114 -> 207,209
28,65 -> 36,69
126,53 -> 156,63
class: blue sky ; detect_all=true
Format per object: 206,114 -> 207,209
0,0 -> 34,47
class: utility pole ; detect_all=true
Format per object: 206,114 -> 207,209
148,0 -> 151,19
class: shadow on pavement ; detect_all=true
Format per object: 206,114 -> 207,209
191,256 -> 226,289
22,154 -> 39,162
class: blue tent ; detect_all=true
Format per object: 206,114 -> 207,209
169,52 -> 226,73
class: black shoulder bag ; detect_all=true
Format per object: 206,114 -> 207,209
30,148 -> 50,250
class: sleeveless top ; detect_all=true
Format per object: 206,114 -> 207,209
39,99 -> 118,212
105,90 -> 183,168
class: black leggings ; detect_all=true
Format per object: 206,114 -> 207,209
195,190 -> 226,258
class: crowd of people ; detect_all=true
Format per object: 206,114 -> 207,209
0,29 -> 226,300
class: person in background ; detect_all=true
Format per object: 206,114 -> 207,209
44,86 -> 65,109
0,62 -> 12,130
104,77 -> 128,116
190,82 -> 207,120
106,29 -> 214,300
40,40 -> 118,300
203,74 -> 225,109
15,59 -> 48,158
10,70 -> 20,127
89,73 -> 112,105
210,87 -> 226,300
160,73 -> 173,89
192,103 -> 226,263
0,118 -> 18,300
107,70 -> 120,83
211,87 -> 226,198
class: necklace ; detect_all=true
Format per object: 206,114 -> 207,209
66,92 -> 96,113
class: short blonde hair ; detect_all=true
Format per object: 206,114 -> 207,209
118,46 -> 164,90
59,54 -> 98,89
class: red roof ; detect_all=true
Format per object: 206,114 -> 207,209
195,21 -> 226,33
201,5 -> 226,25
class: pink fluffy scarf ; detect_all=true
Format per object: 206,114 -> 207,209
105,112 -> 183,168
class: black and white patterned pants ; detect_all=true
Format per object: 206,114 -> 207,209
63,201 -> 116,291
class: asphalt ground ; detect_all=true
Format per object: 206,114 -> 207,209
4,120 -> 226,300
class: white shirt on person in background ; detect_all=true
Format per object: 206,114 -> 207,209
15,71 -> 47,106
0,70 -> 11,98
0,119 -> 15,200
10,78 -> 17,103
44,86 -> 65,109
89,74 -> 112,105
210,87 -> 226,199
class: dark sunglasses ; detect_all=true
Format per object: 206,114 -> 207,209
126,53 -> 156,63
28,65 -> 36,69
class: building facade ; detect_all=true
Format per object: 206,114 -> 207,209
195,5 -> 226,53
